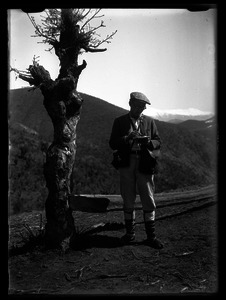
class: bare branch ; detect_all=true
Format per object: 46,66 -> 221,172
10,67 -> 36,85
10,56 -> 52,87
80,9 -> 102,31
85,20 -> 105,35
81,8 -> 92,19
27,13 -> 58,44
25,8 -> 117,60
82,46 -> 107,53
89,30 -> 118,49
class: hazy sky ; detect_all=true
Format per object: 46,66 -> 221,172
9,8 -> 216,113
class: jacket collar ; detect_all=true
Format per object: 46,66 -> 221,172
128,112 -> 144,123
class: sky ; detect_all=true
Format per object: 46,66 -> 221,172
8,8 -> 216,114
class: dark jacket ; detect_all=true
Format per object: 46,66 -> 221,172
109,113 -> 161,174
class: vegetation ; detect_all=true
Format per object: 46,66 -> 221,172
9,123 -> 47,214
8,89 -> 217,215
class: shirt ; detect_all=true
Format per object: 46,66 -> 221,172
129,115 -> 143,151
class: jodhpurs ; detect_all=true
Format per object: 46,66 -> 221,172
119,154 -> 156,221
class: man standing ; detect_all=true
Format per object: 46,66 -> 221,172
109,92 -> 163,249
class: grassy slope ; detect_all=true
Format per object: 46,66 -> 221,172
8,88 -> 217,214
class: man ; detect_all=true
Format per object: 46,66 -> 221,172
109,92 -> 163,249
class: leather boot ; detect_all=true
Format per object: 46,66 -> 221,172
144,220 -> 163,249
121,211 -> 135,244
143,211 -> 163,249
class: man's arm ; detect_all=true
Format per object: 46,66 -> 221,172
109,118 -> 128,150
147,119 -> 161,151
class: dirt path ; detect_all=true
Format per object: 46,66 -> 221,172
8,187 -> 218,295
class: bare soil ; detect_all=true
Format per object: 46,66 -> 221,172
8,187 -> 218,295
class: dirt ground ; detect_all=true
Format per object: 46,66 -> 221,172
8,192 -> 218,295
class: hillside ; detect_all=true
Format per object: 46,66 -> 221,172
178,117 -> 217,141
8,88 -> 217,214
148,107 -> 213,123
8,88 -> 127,142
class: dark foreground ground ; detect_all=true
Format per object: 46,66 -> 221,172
8,189 -> 219,295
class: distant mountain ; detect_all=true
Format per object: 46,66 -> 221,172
178,116 -> 216,131
146,107 -> 214,123
8,88 -> 217,214
166,119 -> 185,124
177,116 -> 217,142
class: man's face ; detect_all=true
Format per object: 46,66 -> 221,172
129,100 -> 146,119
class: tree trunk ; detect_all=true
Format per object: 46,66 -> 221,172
11,8 -> 113,248
40,76 -> 83,247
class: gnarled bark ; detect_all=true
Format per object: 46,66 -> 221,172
10,8 -> 117,248
40,75 -> 83,246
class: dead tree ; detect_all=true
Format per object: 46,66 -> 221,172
11,9 -> 117,247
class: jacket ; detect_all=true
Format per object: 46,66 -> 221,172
109,113 -> 161,174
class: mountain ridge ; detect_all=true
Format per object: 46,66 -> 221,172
8,88 -> 217,214
145,107 -> 214,122
9,87 -> 214,124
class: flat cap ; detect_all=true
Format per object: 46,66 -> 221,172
130,92 -> 151,105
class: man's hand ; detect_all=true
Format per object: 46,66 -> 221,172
126,131 -> 141,142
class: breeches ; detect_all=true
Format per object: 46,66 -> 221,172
119,154 -> 156,213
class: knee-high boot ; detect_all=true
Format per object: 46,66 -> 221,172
144,211 -> 163,249
121,210 -> 135,244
